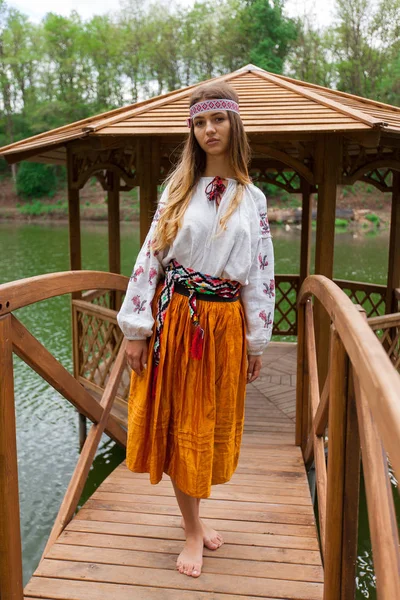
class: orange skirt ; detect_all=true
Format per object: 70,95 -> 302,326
126,281 -> 248,498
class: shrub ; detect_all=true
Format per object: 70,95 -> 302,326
365,213 -> 380,226
335,218 -> 348,227
16,162 -> 57,199
17,200 -> 68,217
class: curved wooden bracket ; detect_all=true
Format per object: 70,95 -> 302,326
342,159 -> 400,187
251,144 -> 315,186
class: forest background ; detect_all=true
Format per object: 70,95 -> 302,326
0,0 -> 399,223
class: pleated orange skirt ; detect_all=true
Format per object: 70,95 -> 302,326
126,280 -> 248,498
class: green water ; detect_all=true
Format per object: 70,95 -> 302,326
0,221 -> 397,596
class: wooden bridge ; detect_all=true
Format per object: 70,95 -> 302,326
1,271 -> 400,600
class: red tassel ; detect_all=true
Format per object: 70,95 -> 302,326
151,364 -> 159,401
190,324 -> 204,360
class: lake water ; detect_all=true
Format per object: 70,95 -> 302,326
0,221 -> 397,597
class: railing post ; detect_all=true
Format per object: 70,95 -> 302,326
67,147 -> 87,449
341,363 -> 361,599
324,324 -> 348,600
0,314 -> 24,599
296,297 -> 310,449
72,301 -> 87,450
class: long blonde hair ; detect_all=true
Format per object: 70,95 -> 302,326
152,81 -> 252,252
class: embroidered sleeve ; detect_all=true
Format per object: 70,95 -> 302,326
117,190 -> 168,340
240,194 -> 275,355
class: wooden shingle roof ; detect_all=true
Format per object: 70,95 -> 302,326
1,63 -> 399,165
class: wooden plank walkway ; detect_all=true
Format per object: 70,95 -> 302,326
24,342 -> 324,599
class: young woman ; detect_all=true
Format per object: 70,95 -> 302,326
117,81 -> 275,578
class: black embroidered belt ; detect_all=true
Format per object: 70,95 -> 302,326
173,281 -> 240,302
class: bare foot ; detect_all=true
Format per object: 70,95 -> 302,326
176,527 -> 203,577
181,517 -> 224,550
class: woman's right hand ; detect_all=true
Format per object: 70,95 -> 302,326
125,339 -> 149,376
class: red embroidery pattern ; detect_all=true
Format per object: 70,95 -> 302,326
187,98 -> 240,127
259,310 -> 273,329
259,212 -> 270,236
258,253 -> 269,270
263,280 -> 275,298
149,267 -> 158,285
205,176 -> 226,207
130,265 -> 144,282
132,295 -> 147,313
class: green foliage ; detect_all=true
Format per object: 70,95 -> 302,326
335,218 -> 349,227
285,0 -> 400,105
0,157 -> 10,177
16,162 -> 57,198
365,213 -> 380,225
242,0 -> 297,72
17,199 -> 68,216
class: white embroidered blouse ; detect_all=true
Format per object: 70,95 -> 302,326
117,177 -> 275,355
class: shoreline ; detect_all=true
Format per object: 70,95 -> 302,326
0,205 -> 390,232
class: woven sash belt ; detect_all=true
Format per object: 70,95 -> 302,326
151,259 -> 241,398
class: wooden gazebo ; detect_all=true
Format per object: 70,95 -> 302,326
1,64 -> 399,389
1,63 -> 400,600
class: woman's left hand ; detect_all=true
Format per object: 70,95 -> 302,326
247,354 -> 262,384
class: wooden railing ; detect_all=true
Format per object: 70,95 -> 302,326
367,312 -> 400,372
296,275 -> 400,599
73,276 -> 388,409
0,271 -> 129,600
2,270 -> 398,599
73,295 -> 131,425
269,275 -> 385,338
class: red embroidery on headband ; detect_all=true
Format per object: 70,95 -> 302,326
205,176 -> 226,206
187,98 -> 240,127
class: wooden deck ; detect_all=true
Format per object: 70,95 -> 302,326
24,342 -> 324,600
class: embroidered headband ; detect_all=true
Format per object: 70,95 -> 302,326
186,98 -> 240,128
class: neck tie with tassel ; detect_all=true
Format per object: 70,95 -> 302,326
205,176 -> 226,206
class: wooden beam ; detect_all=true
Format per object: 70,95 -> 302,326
299,178 -> 312,289
107,171 -> 121,310
323,325 -> 348,600
40,340 -> 127,559
11,315 -> 127,447
254,70 -> 384,128
67,146 -> 86,445
341,363 -> 361,600
353,313 -> 400,599
314,135 -> 342,392
67,147 -> 82,299
304,301 -> 327,557
0,314 -> 24,600
342,129 -> 381,149
137,137 -> 159,245
385,170 -> 400,314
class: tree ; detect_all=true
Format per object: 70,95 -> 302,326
331,0 -> 388,98
240,0 -> 297,73
285,14 -> 335,87
85,14 -> 125,110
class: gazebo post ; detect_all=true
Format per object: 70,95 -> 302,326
67,147 -> 82,286
107,170 -> 121,310
138,137 -> 159,245
385,170 -> 400,314
299,178 -> 313,289
67,147 -> 86,448
314,135 -> 342,391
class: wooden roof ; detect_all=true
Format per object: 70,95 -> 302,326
1,63 -> 399,165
